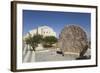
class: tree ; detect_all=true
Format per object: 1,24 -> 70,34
32,34 -> 43,44
25,37 -> 32,45
43,36 -> 58,47
25,33 -> 43,51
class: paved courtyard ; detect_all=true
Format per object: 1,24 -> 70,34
23,49 -> 78,63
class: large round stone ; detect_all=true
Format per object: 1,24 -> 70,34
57,25 -> 88,55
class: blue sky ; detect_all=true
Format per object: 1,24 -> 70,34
23,10 -> 91,39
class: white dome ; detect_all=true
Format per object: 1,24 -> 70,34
24,25 -> 56,39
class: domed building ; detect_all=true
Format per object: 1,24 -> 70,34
24,25 -> 56,39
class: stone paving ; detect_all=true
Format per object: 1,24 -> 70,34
23,48 -> 77,63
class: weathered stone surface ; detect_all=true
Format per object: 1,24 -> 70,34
57,25 -> 88,55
